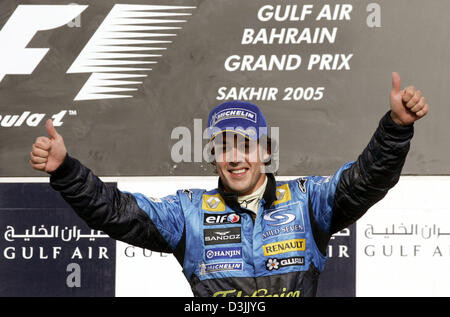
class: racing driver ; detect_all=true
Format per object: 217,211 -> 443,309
29,72 -> 428,297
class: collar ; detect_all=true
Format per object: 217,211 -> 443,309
217,173 -> 277,211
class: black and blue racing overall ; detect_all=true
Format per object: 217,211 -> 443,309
49,111 -> 414,297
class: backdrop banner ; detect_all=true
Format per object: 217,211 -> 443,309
0,0 -> 447,299
0,0 -> 446,176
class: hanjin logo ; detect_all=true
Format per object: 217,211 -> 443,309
204,213 -> 241,226
204,227 -> 241,245
205,247 -> 242,260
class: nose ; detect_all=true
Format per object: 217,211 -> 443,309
227,145 -> 245,163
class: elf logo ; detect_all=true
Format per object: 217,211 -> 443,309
204,213 -> 241,226
0,4 -> 195,101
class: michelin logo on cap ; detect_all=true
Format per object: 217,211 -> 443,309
210,108 -> 258,127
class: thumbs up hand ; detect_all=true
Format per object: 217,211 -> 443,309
390,72 -> 429,126
30,119 -> 67,173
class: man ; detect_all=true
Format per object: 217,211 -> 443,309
29,72 -> 428,297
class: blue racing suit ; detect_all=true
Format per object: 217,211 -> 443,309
49,111 -> 414,297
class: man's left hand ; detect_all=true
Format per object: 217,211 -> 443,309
390,72 -> 429,126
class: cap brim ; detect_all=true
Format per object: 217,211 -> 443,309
208,129 -> 258,144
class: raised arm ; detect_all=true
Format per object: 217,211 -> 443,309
308,72 -> 429,240
30,120 -> 184,253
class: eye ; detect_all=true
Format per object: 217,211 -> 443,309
215,142 -> 229,153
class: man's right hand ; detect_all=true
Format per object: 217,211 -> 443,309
30,119 -> 67,173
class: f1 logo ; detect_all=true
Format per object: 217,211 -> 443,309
0,4 -> 194,100
0,5 -> 88,82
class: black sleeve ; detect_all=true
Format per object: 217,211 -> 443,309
329,110 -> 414,234
49,154 -> 173,253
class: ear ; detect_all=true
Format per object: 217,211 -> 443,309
258,136 -> 272,163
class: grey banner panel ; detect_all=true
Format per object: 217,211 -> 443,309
0,0 -> 447,176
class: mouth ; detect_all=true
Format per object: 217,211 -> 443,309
227,167 -> 249,177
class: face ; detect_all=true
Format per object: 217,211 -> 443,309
214,133 -> 269,196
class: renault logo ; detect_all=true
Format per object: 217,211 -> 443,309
276,188 -> 285,201
207,196 -> 221,209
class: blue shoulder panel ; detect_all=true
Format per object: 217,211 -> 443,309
132,192 -> 185,250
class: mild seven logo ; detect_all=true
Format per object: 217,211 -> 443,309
262,202 -> 305,240
263,208 -> 296,227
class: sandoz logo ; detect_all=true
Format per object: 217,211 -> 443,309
204,227 -> 241,245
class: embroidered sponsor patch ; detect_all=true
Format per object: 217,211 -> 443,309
199,262 -> 243,275
204,227 -> 241,245
265,256 -> 305,271
204,213 -> 241,226
205,247 -> 242,260
262,202 -> 305,240
201,194 -> 225,212
210,108 -> 257,126
273,184 -> 292,205
262,238 -> 306,256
